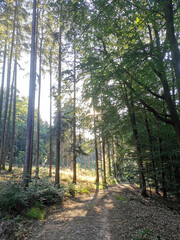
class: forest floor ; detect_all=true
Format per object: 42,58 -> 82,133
0,168 -> 180,240
23,183 -> 179,240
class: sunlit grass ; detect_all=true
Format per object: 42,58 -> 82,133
0,165 -> 105,193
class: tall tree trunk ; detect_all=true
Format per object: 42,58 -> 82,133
23,0 -> 36,186
99,138 -> 103,181
0,0 -> 17,169
93,108 -> 99,184
1,82 -> 14,169
102,138 -> 107,184
36,16 -> 43,179
111,137 -> 117,178
0,43 -> 7,132
9,57 -> 17,171
72,47 -> 77,183
144,113 -> 159,194
163,0 -> 180,97
152,26 -> 180,149
107,140 -> 111,176
49,47 -> 53,177
55,21 -> 62,186
124,87 -> 147,196
131,102 -> 147,196
156,119 -> 167,198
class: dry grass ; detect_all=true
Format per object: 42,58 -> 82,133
0,165 -> 104,193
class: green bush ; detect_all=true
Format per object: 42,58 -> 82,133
67,183 -> 76,197
27,179 -> 64,205
0,179 -> 64,216
0,182 -> 28,213
76,185 -> 90,194
26,207 -> 46,220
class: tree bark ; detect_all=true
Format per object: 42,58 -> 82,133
49,46 -> 53,177
72,47 -> 77,183
36,12 -> 43,179
163,0 -> 180,98
102,138 -> 107,184
0,43 -> 7,132
156,119 -> 167,198
111,137 -> 117,178
9,57 -> 17,171
1,82 -> 13,169
55,21 -> 62,186
107,140 -> 111,176
94,108 -> 99,184
0,0 -> 17,169
23,0 -> 36,186
124,86 -> 147,196
144,112 -> 158,194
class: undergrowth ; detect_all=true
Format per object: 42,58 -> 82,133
26,207 -> 46,220
0,178 -> 64,219
0,166 -> 117,220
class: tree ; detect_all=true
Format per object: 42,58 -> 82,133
22,0 -> 37,186
36,1 -> 44,179
0,0 -> 17,170
55,5 -> 62,186
9,56 -> 17,171
72,46 -> 77,183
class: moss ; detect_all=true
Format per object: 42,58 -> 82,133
114,194 -> 129,202
26,207 -> 46,220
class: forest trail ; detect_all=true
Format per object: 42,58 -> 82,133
29,184 -> 180,240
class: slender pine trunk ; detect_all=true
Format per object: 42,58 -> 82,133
93,108 -> 99,183
9,57 -> 17,171
72,47 -> 77,183
0,43 -> 7,132
1,82 -> 14,169
23,0 -> 36,186
55,22 -> 62,186
0,0 -> 17,169
102,138 -> 106,184
107,140 -> 111,176
49,47 -> 53,177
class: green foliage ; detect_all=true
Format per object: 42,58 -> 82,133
66,183 -> 76,197
27,179 -> 64,206
135,228 -> 153,240
0,179 -> 64,216
76,185 -> 90,194
26,207 -> 46,220
114,194 -> 129,202
0,182 -> 28,214
65,182 -> 90,197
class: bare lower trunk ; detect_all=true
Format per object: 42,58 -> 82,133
107,141 -> 111,176
145,113 -> 158,193
124,87 -> 147,196
0,1 -> 17,169
9,57 -> 17,171
102,139 -> 106,184
111,137 -> 117,178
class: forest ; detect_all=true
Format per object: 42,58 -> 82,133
0,0 -> 180,239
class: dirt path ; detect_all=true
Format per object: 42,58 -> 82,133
28,184 -> 180,240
